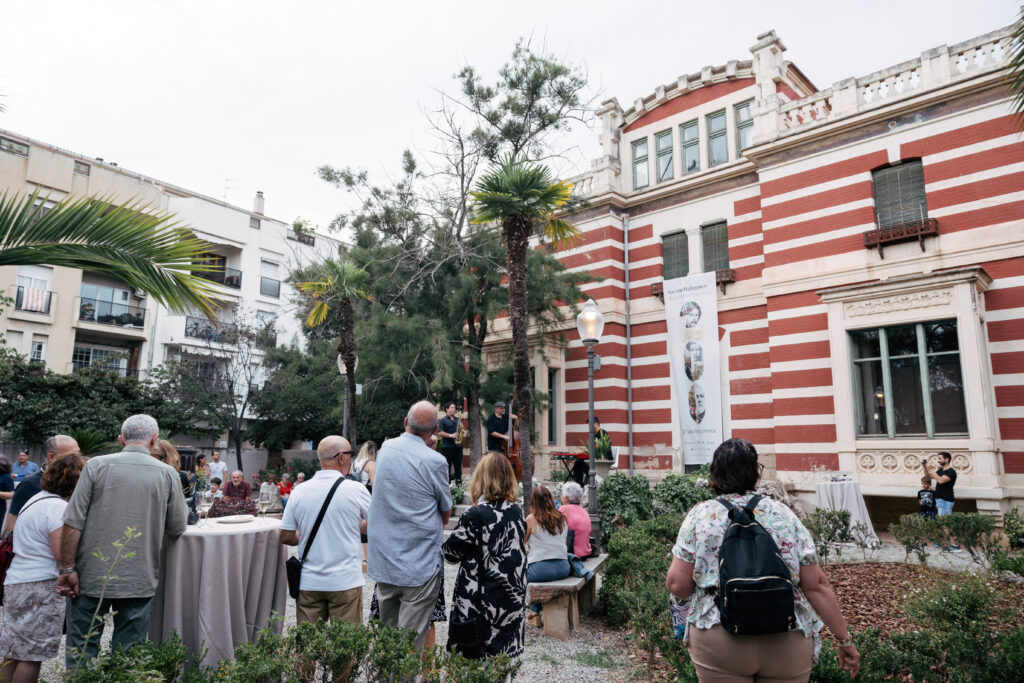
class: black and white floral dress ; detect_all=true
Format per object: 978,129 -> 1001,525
442,498 -> 527,658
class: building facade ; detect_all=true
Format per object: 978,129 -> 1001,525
0,129 -> 334,405
521,24 -> 1022,519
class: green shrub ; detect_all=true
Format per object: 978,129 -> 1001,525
903,573 -> 997,631
602,514 -> 682,626
889,513 -> 934,564
1004,507 -> 1024,549
992,550 -> 1024,576
65,632 -> 209,683
548,468 -> 570,483
937,512 -> 999,566
804,508 -> 852,563
597,472 -> 654,542
653,472 -> 714,515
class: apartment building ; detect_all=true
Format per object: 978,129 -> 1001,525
0,130 -> 335,384
511,23 -> 1022,519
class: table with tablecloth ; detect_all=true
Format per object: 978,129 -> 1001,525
814,481 -> 879,545
148,516 -> 288,668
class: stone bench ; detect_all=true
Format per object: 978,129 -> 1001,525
527,553 -> 608,640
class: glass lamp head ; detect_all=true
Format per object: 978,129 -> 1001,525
576,299 -> 604,345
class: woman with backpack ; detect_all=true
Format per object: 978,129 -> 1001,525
665,439 -> 860,681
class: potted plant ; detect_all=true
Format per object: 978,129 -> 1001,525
580,431 -> 614,478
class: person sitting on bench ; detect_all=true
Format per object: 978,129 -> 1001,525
525,486 -> 570,628
559,481 -> 592,559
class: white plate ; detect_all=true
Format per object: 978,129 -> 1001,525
216,515 -> 255,524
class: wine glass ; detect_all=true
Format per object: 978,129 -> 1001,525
197,491 -> 214,528
258,483 -> 274,519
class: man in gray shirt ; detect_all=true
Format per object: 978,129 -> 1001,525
368,400 -> 452,649
57,414 -> 188,669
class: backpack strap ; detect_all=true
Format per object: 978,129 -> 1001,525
742,494 -> 762,515
716,497 -> 736,512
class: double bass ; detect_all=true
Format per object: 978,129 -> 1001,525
502,394 -> 523,482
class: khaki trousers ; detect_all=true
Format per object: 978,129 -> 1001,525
296,586 -> 363,625
689,624 -> 814,683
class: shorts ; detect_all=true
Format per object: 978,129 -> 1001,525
370,572 -> 446,624
936,498 -> 954,516
0,578 -> 65,661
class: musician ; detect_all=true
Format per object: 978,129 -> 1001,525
438,402 -> 462,484
486,401 -> 510,452
572,416 -> 609,487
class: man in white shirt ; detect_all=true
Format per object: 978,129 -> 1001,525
208,451 -> 228,485
279,435 -> 371,624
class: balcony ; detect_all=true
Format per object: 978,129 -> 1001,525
15,286 -> 52,314
864,211 -> 939,259
287,229 -> 315,246
195,266 -> 242,289
185,316 -> 238,343
78,297 -> 146,328
260,277 -> 281,298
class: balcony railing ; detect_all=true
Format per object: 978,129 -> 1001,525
185,316 -> 238,343
15,286 -> 52,314
79,297 -> 146,327
260,277 -> 281,298
287,229 -> 315,246
195,266 -> 242,289
864,205 -> 938,259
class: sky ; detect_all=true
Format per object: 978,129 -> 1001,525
0,1 -> 1018,234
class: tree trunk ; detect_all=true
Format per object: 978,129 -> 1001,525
467,382 -> 483,472
466,313 -> 487,473
232,431 -> 244,475
504,218 -> 533,514
337,298 -> 358,444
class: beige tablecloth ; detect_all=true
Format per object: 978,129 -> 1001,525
148,517 -> 288,668
815,481 -> 879,544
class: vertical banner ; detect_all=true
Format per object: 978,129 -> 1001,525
664,272 -> 722,465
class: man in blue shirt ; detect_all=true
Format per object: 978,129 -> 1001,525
11,450 -> 39,482
367,400 -> 452,649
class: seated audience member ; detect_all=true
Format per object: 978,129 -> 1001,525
295,472 -> 306,486
224,470 -> 252,499
278,473 -> 292,508
0,458 -> 15,518
559,481 -> 592,558
209,477 -> 224,498
524,486 -> 570,627
12,450 -> 40,483
6,436 -> 79,534
0,452 -> 86,682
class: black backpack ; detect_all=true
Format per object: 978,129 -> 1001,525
714,495 -> 796,635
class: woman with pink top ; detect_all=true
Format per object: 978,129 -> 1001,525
559,481 -> 592,558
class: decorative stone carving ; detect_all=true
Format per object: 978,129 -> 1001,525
855,449 -> 972,474
845,289 -> 952,317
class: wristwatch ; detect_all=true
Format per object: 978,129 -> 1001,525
836,637 -> 854,648
58,566 -> 76,575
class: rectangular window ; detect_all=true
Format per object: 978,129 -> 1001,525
707,110 -> 727,166
249,217 -> 261,229
701,222 -> 729,272
72,344 -> 129,376
655,130 -> 673,182
0,138 -> 29,156
850,320 -> 966,437
73,161 -> 90,176
680,120 -> 699,174
16,265 -> 52,313
662,232 -> 690,279
548,368 -> 558,444
260,260 -> 281,298
79,283 -> 143,326
632,138 -> 649,189
735,100 -> 753,152
872,161 -> 928,229
30,338 -> 46,363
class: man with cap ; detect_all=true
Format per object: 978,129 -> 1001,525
486,401 -> 511,452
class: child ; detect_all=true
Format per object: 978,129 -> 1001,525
209,477 -> 224,498
918,476 -> 937,520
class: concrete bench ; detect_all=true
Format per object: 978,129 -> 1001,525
527,553 -> 608,640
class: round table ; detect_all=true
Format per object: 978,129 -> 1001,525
148,516 -> 288,668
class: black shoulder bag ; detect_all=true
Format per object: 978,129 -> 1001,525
285,476 -> 344,600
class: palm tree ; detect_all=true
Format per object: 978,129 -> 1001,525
297,258 -> 370,443
471,155 -> 579,511
0,191 -> 215,315
1010,7 -> 1024,122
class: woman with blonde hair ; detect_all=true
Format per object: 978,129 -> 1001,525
151,439 -> 193,496
352,440 -> 377,491
524,486 -> 570,627
442,452 -> 527,659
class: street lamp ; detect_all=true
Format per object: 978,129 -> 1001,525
575,298 -> 604,552
337,354 -> 358,441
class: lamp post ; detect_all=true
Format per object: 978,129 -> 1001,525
575,298 -> 605,553
337,354 -> 358,442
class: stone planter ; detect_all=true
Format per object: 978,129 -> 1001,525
596,460 -> 613,479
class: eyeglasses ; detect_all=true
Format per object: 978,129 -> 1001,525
334,450 -> 353,458
757,463 -> 765,476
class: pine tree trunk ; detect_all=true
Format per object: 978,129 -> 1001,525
504,218 -> 533,514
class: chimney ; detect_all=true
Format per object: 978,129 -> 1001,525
253,191 -> 265,215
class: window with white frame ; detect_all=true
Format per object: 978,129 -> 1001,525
655,129 -> 673,182
735,100 -> 754,153
260,260 -> 281,298
707,110 -> 727,167
632,138 -> 649,189
0,138 -> 29,156
850,320 -> 967,437
30,337 -> 46,363
16,265 -> 52,313
662,232 -> 689,279
72,344 -> 129,375
680,120 -> 699,174
250,217 -> 261,229
701,222 -> 729,272
547,368 -> 558,444
73,161 -> 90,176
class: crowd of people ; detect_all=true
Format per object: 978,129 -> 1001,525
0,406 -> 866,683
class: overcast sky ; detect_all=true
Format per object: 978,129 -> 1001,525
1,1 -> 1017,233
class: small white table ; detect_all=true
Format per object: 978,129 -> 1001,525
814,481 -> 879,545
148,516 -> 288,668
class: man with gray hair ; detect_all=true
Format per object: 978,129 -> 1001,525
367,400 -> 452,649
5,434 -> 79,534
57,414 -> 188,669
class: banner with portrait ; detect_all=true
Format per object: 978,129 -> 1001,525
664,272 -> 722,465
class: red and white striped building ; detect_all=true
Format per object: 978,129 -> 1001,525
523,23 -> 1023,520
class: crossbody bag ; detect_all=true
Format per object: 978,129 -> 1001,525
285,476 -> 344,600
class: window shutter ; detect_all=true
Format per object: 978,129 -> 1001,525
702,222 -> 729,272
872,161 -> 927,229
663,233 -> 689,279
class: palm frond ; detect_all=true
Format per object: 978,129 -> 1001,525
296,258 -> 370,329
306,301 -> 330,328
0,190 -> 216,316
